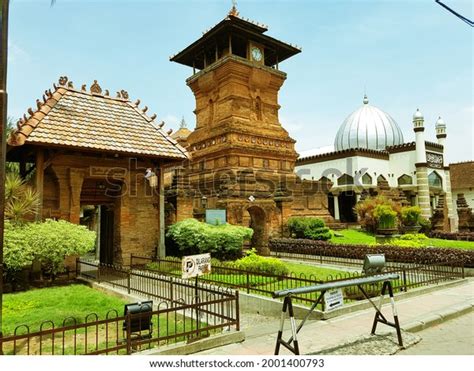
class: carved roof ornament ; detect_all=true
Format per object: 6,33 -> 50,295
58,76 -> 68,86
120,90 -> 129,100
105,89 -> 110,96
90,80 -> 102,94
159,121 -> 165,128
67,81 -> 74,88
150,113 -> 157,121
81,84 -> 87,92
229,0 -> 239,17
134,99 -> 141,106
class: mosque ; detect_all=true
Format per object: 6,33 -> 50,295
295,96 -> 456,230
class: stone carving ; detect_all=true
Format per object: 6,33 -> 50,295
90,80 -> 102,94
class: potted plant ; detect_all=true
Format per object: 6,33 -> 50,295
400,206 -> 422,234
373,204 -> 398,235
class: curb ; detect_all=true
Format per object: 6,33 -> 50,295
402,302 -> 474,333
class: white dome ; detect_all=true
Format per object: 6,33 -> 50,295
435,116 -> 446,128
334,95 -> 404,151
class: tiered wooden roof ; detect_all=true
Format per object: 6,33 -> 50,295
8,76 -> 188,160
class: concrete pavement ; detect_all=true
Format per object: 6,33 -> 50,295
197,278 -> 474,355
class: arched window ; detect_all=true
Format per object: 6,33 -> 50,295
398,174 -> 413,186
362,173 -> 372,185
428,171 -> 442,188
338,173 -> 354,186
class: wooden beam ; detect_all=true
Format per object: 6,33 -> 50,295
35,149 -> 44,221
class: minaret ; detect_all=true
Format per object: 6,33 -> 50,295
435,116 -> 455,231
413,109 -> 431,219
435,116 -> 447,146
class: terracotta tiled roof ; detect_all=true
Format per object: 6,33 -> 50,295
8,77 -> 188,160
450,161 -> 474,190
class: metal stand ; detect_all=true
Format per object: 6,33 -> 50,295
274,279 -> 403,355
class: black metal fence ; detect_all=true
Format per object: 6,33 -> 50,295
0,260 -> 239,355
130,254 -> 465,308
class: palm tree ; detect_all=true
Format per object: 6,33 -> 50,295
4,172 -> 39,224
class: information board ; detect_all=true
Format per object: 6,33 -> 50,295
323,288 -> 344,312
182,253 -> 212,279
205,209 -> 227,225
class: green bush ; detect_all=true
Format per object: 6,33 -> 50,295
387,233 -> 428,248
418,217 -> 432,235
166,219 -> 253,260
373,204 -> 397,229
3,219 -> 96,275
26,220 -> 96,274
287,217 -> 331,241
233,249 -> 289,276
400,206 -> 421,226
3,221 -> 35,272
355,196 -> 401,233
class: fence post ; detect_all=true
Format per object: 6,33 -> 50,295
236,290 -> 240,331
462,263 -> 465,279
402,270 -> 407,292
127,271 -> 131,294
246,272 -> 250,294
97,264 -> 101,284
126,313 -> 132,355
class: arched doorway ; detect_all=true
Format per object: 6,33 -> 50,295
246,206 -> 269,255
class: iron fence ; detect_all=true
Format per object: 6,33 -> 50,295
131,254 -> 465,308
0,297 -> 237,355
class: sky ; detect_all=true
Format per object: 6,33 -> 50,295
6,0 -> 473,164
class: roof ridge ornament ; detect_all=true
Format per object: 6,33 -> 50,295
90,80 -> 102,94
363,94 -> 369,104
229,0 -> 239,17
58,76 -> 68,86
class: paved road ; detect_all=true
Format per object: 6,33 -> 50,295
398,312 -> 474,355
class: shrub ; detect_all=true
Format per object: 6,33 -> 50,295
3,219 -> 96,275
356,196 -> 401,233
389,233 -> 429,248
287,217 -> 331,241
3,221 -> 35,273
166,219 -> 253,260
270,238 -> 474,267
419,217 -> 432,235
373,204 -> 398,230
233,249 -> 289,276
400,206 -> 421,226
26,220 -> 96,275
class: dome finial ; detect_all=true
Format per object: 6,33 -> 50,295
229,0 -> 239,16
363,94 -> 369,104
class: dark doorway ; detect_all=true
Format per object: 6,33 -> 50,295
338,191 -> 357,223
247,206 -> 268,254
100,205 -> 115,265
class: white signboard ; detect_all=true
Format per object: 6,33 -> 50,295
324,288 -> 344,312
182,253 -> 212,279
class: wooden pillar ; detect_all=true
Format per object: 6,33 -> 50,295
69,168 -> 85,224
35,149 -> 44,220
158,164 -> 165,258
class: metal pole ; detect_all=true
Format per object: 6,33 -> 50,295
0,0 -> 10,356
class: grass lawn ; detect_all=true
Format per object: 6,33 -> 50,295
3,284 -> 205,355
3,284 -> 126,335
330,229 -> 474,250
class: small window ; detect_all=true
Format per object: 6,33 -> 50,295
362,173 -> 372,185
398,174 -> 413,186
338,173 -> 354,186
